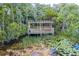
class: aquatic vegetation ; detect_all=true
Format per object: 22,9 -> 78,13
55,39 -> 79,56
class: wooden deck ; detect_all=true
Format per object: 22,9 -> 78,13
27,21 -> 54,34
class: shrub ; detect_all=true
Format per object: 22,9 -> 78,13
6,22 -> 27,40
72,29 -> 79,39
0,30 -> 6,42
60,23 -> 79,43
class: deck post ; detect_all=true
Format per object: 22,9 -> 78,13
28,22 -> 30,35
40,22 -> 42,36
51,23 -> 54,35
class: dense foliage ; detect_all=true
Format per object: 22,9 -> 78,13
0,3 -> 58,41
0,3 -> 79,56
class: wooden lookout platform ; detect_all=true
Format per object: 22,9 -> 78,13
27,21 -> 54,35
